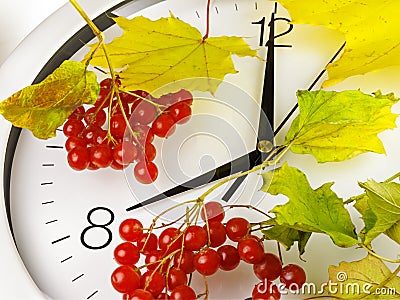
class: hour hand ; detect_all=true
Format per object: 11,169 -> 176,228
125,149 -> 261,211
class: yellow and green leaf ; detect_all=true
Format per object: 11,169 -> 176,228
355,180 -> 400,245
0,60 -> 99,139
328,255 -> 400,299
261,163 -> 358,247
285,90 -> 399,163
85,14 -> 257,95
277,0 -> 400,87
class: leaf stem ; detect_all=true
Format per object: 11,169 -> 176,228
346,170 -> 400,205
344,193 -> 365,205
384,171 -> 400,183
68,0 -> 104,66
69,0 -> 117,81
204,0 -> 211,39
360,244 -> 400,263
69,0 -> 101,35
69,0 -> 127,145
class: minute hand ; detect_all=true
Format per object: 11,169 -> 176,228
221,11 -> 289,201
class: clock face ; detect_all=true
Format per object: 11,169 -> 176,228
1,0 -> 399,300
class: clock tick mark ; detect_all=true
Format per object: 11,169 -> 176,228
52,235 -> 70,244
235,3 -> 238,11
46,145 -> 64,149
41,200 -> 54,205
195,10 -> 200,18
41,182 -> 53,186
87,290 -> 98,299
45,219 -> 58,225
42,163 -> 55,167
255,2 -> 258,10
72,273 -> 84,282
61,256 -> 72,263
215,6 -> 219,14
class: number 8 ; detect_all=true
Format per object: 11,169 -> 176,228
80,207 -> 114,250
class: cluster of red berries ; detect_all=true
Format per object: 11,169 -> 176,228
111,201 -> 306,299
63,77 -> 193,184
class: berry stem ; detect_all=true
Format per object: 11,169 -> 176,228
201,275 -> 210,300
224,204 -> 273,219
149,206 -> 196,230
276,241 -> 283,265
114,92 -> 138,144
105,89 -> 118,143
120,88 -> 165,113
249,224 -> 273,233
180,204 -> 201,230
148,199 -> 200,229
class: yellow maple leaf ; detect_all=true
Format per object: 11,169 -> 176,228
277,0 -> 400,87
86,14 -> 257,95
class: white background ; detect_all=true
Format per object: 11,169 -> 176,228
0,1 -> 67,299
0,0 -> 67,65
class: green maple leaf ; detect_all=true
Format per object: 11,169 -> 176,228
285,90 -> 399,163
85,14 -> 257,95
355,180 -> 400,245
276,0 -> 400,87
0,60 -> 99,139
261,162 -> 358,247
328,255 -> 400,299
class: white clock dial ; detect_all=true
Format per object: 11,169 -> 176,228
1,0 -> 399,300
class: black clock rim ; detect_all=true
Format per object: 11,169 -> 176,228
2,1 -> 134,244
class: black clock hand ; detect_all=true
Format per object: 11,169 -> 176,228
222,8 -> 294,201
222,47 -> 346,202
263,7 -> 277,133
274,42 -> 346,135
222,43 -> 346,201
221,16 -> 275,201
126,150 -> 261,211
